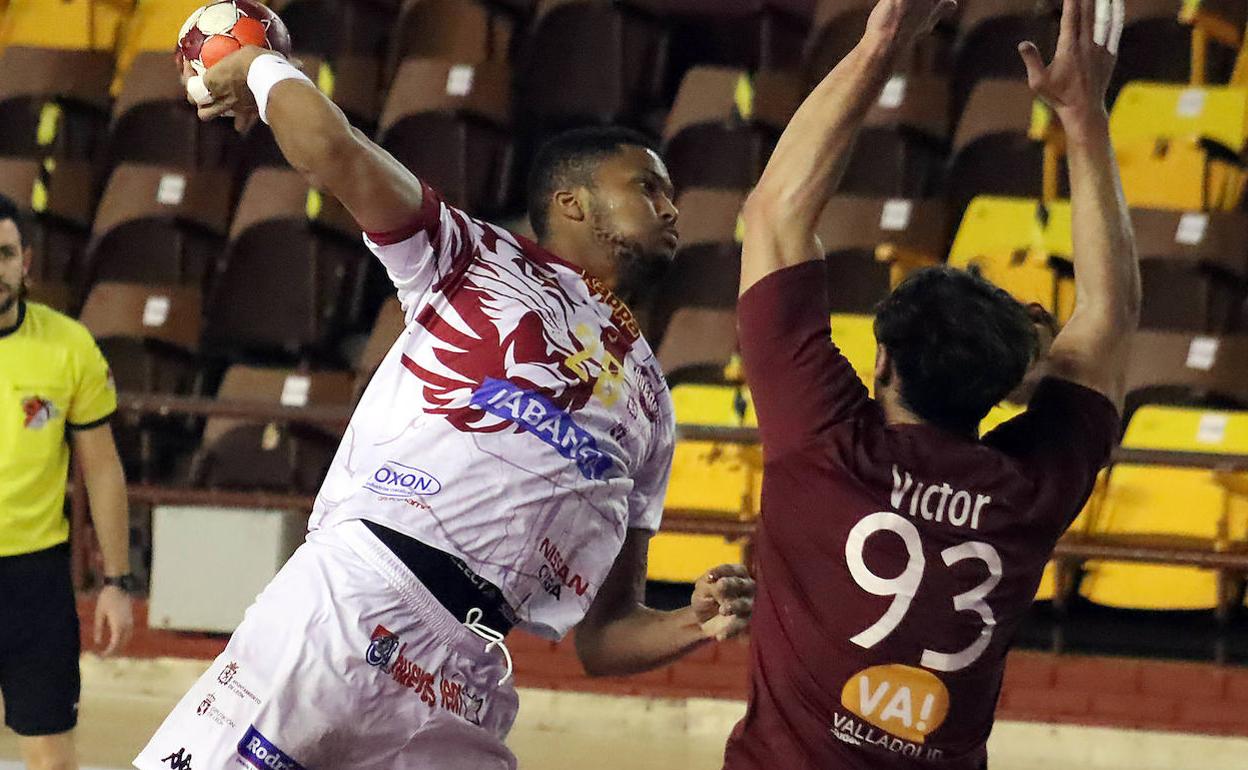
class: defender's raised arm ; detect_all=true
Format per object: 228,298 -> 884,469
739,0 -> 955,295
1020,0 -> 1140,412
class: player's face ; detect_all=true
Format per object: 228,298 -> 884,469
0,219 -> 26,316
586,147 -> 680,289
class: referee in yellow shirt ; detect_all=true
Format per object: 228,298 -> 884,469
0,194 -> 135,770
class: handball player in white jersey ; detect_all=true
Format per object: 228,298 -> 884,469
135,49 -> 755,770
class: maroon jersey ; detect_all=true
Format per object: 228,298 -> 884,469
723,262 -> 1119,769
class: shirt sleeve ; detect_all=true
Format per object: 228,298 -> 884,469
982,377 -> 1121,530
627,413 -> 675,532
362,181 -> 485,315
738,261 -> 870,459
67,329 -> 117,429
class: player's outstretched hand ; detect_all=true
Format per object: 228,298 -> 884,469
181,45 -> 268,132
692,564 -> 755,642
865,0 -> 957,46
1019,0 -> 1122,123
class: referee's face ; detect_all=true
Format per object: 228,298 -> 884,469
0,219 -> 26,315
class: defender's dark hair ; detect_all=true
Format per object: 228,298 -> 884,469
527,126 -> 660,240
0,193 -> 27,249
874,267 -> 1039,433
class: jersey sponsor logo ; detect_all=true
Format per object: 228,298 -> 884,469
839,664 -> 949,745
471,378 -> 612,480
161,748 -> 193,770
21,396 -> 57,430
217,661 -> 239,686
537,537 -> 590,599
237,725 -> 305,770
364,625 -> 485,724
364,461 -> 443,498
366,625 -> 401,668
196,693 -> 214,716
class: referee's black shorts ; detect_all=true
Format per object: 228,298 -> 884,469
0,543 -> 80,736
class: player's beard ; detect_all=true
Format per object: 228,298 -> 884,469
0,278 -> 21,318
589,207 -> 669,304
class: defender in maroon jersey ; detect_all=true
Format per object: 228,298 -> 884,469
724,0 -> 1139,768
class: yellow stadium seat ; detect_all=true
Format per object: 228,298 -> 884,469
113,0 -> 206,94
1109,82 -> 1248,210
1079,405 -> 1248,610
830,313 -> 877,393
0,0 -> 128,51
647,532 -> 746,583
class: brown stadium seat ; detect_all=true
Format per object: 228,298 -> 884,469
1131,208 -> 1248,333
105,52 -> 244,171
1124,330 -> 1248,415
817,196 -> 949,313
0,155 -> 94,292
203,168 -> 369,361
377,58 -> 512,215
269,0 -> 396,58
804,0 -> 878,84
837,74 -> 950,198
84,164 -> 233,292
656,306 -> 738,384
1110,0 -> 1243,101
388,0 -> 515,79
191,366 -> 354,493
647,188 -> 745,346
0,46 -> 113,160
951,0 -> 1056,119
79,282 -> 204,481
353,296 -> 408,398
947,79 -> 1045,220
516,0 -> 668,128
662,66 -> 804,190
242,54 -> 384,172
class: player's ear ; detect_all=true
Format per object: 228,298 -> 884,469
21,245 -> 31,277
552,189 -> 587,226
874,344 -> 892,386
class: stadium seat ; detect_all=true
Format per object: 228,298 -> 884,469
105,51 -> 244,171
1111,0 -> 1242,100
951,0 -> 1056,118
84,163 -> 233,291
111,0 -> 206,93
803,0 -> 877,84
947,79 -> 1045,220
0,46 -> 112,160
647,188 -> 745,345
0,155 -> 94,289
656,306 -> 737,384
203,168 -> 368,361
269,0 -> 395,58
388,0 -> 514,78
0,0 -> 128,51
1110,82 -> 1248,211
1079,404 -> 1248,611
838,74 -> 951,198
353,296 -> 407,398
516,0 -> 667,128
191,365 -> 354,493
829,312 -> 877,391
1131,208 -> 1248,333
662,66 -> 803,190
816,196 -> 948,313
1123,330 -> 1248,413
377,58 -> 512,215
78,281 -> 203,480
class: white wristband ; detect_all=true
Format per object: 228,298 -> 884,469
246,53 -> 313,125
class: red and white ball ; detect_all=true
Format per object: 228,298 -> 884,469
176,0 -> 292,75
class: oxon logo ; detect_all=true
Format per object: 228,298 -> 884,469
237,725 -> 305,770
364,461 -> 442,499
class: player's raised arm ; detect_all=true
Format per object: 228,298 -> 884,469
739,0 -> 954,295
190,46 -> 422,235
1018,0 -> 1139,413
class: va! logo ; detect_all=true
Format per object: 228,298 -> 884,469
218,661 -> 239,686
162,748 -> 193,770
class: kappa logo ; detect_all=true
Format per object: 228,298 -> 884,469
21,396 -> 57,430
161,748 -> 193,770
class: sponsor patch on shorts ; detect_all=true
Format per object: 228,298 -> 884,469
237,725 -> 305,770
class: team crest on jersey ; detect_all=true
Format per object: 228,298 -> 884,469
21,396 -> 57,430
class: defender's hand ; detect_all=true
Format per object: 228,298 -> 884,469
1019,0 -> 1123,125
865,0 -> 958,46
691,564 -> 756,642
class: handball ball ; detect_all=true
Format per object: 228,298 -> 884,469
176,0 -> 292,75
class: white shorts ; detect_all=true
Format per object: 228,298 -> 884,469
134,520 -> 519,770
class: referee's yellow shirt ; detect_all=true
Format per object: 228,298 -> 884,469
0,301 -> 116,557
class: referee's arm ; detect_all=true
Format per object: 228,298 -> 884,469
739,0 -> 954,296
71,423 -> 135,656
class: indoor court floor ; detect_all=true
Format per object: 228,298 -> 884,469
1,657 -> 1245,770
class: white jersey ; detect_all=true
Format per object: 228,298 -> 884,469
309,183 -> 675,639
